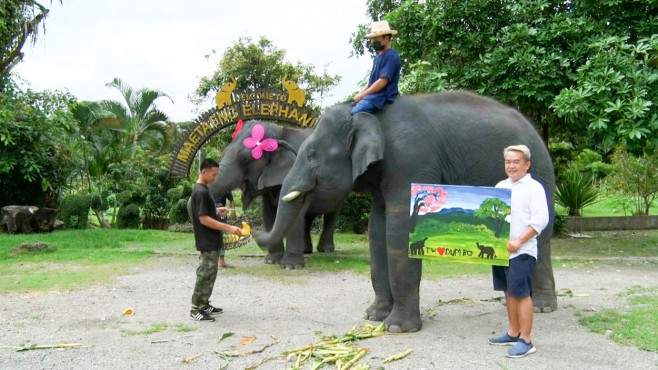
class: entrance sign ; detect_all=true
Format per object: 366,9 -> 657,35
408,183 -> 511,266
169,77 -> 320,178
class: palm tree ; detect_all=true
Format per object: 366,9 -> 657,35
70,101 -> 117,193
103,78 -> 173,159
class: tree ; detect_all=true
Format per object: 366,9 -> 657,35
552,35 -> 658,154
355,0 -> 658,152
608,143 -> 658,215
192,37 -> 341,111
474,198 -> 511,238
0,0 -> 59,82
0,80 -> 76,208
69,100 -> 117,192
103,77 -> 174,159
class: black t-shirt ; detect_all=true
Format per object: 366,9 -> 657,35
191,183 -> 223,251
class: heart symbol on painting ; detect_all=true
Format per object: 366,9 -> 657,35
437,247 -> 446,256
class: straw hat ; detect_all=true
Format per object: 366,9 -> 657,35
365,20 -> 398,38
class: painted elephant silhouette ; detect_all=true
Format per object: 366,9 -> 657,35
215,77 -> 237,108
281,75 -> 305,107
209,120 -> 339,269
255,91 -> 556,333
476,242 -> 497,259
409,237 -> 427,256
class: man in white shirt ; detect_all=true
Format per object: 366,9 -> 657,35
488,145 -> 549,358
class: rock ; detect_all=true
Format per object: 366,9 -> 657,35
1,206 -> 60,233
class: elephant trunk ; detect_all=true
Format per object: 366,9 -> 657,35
209,162 -> 242,200
255,191 -> 308,248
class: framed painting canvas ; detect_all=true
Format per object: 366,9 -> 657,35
408,183 -> 511,266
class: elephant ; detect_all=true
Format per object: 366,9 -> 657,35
409,237 -> 427,256
209,120 -> 340,268
476,242 -> 496,259
255,91 -> 556,333
281,75 -> 305,107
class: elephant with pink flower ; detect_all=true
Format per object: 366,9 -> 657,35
209,120 -> 340,268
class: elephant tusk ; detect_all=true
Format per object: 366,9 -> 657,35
281,191 -> 301,201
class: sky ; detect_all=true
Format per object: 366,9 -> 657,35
14,0 -> 374,122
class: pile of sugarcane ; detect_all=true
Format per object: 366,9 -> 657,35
284,321 -> 410,369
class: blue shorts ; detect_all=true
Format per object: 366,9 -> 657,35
492,254 -> 536,298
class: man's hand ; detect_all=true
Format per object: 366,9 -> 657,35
228,225 -> 242,235
507,238 -> 523,253
216,206 -> 229,217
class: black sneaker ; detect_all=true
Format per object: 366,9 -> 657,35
203,305 -> 223,314
190,311 -> 215,321
202,306 -> 224,313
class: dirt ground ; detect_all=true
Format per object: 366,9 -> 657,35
1,255 -> 657,370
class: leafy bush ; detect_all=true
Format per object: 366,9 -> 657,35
117,204 -> 141,229
169,199 -> 191,225
90,192 -> 109,212
336,193 -> 371,234
553,212 -> 568,236
60,194 -> 92,229
555,171 -> 600,216
608,143 -> 658,215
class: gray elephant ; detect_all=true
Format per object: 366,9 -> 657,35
256,91 -> 556,333
209,120 -> 340,268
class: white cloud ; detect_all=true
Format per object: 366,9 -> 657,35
14,0 -> 374,121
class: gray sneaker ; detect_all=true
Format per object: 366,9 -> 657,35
488,332 -> 520,346
506,339 -> 536,358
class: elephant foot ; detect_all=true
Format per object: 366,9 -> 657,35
384,307 -> 422,333
280,255 -> 305,269
264,252 -> 283,265
533,292 -> 558,313
365,300 -> 393,322
317,241 -> 335,253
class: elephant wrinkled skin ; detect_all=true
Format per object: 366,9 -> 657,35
209,120 -> 340,268
256,91 -> 556,332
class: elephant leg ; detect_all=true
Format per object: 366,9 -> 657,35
262,198 -> 284,265
532,231 -> 557,312
384,206 -> 422,333
303,213 -> 314,254
317,212 -> 338,253
280,202 -> 311,269
365,194 -> 393,322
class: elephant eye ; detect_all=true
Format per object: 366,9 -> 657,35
307,149 -> 317,163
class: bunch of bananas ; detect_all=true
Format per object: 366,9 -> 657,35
222,221 -> 251,249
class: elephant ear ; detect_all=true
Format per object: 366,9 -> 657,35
349,112 -> 385,182
257,140 -> 297,190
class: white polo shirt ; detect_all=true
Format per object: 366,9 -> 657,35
496,173 -> 549,259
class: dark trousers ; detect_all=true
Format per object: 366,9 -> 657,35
191,250 -> 219,313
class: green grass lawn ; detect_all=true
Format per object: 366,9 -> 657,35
557,195 -> 658,217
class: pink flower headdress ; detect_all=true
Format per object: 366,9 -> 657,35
243,123 -> 278,159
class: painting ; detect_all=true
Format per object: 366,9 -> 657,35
408,183 -> 511,266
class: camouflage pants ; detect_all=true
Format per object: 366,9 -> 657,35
191,250 -> 219,313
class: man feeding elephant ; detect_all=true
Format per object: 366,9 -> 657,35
351,20 -> 401,115
489,145 -> 549,358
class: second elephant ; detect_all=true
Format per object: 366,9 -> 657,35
210,120 -> 340,268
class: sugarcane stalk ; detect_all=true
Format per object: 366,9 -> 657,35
2,343 -> 83,352
339,348 -> 368,370
382,348 -> 413,363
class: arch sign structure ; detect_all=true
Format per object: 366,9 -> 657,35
168,77 -> 320,178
